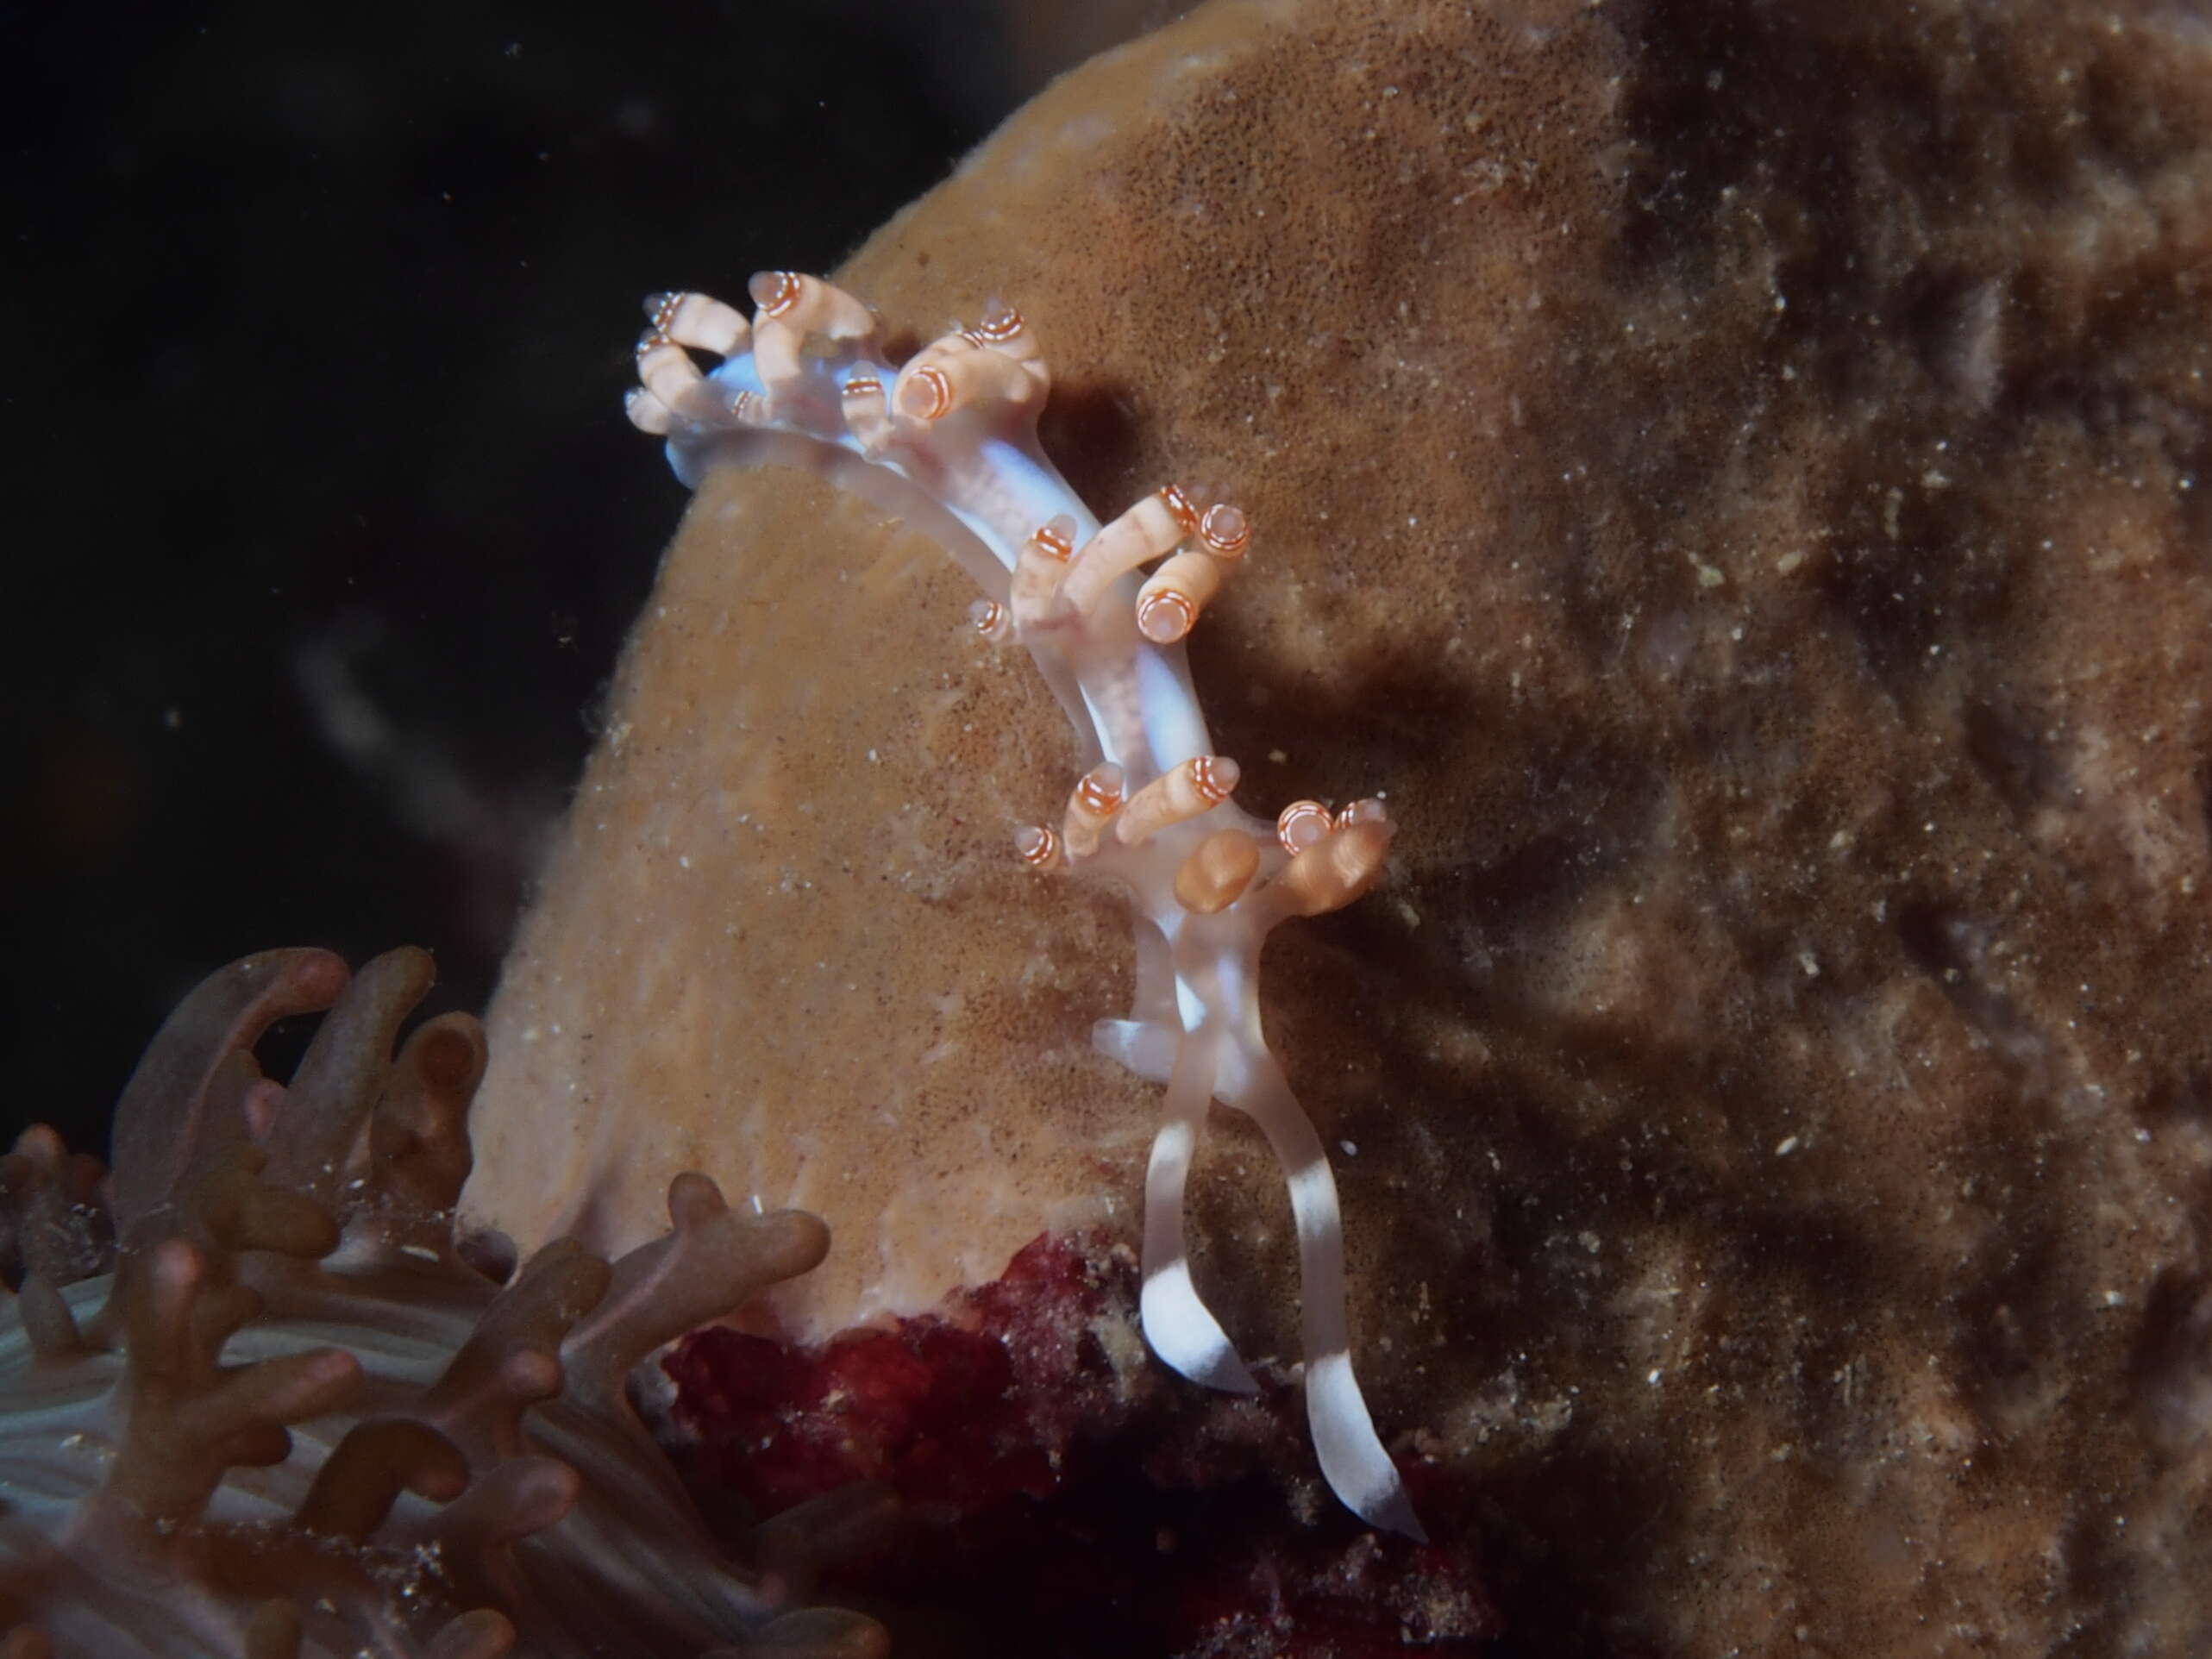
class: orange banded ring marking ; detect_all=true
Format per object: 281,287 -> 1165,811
1276,800 -> 1334,855
968,304 -> 1025,345
1075,766 -> 1125,817
748,271 -> 802,317
907,366 -> 954,421
1013,824 -> 1061,868
1137,589 -> 1196,644
1200,504 -> 1250,560
1191,755 -> 1238,805
1157,484 -> 1200,535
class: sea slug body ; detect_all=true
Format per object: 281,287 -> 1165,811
629,276 -> 1423,1541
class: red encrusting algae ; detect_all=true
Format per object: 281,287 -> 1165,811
665,1235 -> 1497,1657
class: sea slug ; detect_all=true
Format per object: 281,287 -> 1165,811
628,275 -> 1422,1540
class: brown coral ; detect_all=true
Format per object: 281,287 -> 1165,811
0,948 -> 886,1659
469,0 -> 2212,1651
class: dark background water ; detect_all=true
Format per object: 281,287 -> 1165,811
3,0 -> 1162,1150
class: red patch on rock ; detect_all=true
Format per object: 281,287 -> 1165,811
663,1232 -> 1500,1656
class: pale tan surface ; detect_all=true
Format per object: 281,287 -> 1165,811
466,475 -> 1154,1330
468,1 -> 2212,1650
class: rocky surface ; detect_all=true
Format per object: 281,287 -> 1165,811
467,2 -> 2212,1650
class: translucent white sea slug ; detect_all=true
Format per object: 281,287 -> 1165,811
629,276 -> 1424,1541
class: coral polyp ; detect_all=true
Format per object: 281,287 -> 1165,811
629,275 -> 1420,1539
0,948 -> 886,1659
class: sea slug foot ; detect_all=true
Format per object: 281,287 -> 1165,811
1089,1018 -> 1177,1085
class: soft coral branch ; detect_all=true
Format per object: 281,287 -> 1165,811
0,950 -> 887,1657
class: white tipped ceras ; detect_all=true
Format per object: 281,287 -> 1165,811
628,274 -> 1423,1541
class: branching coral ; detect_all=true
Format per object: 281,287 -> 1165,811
627,276 -> 1421,1539
0,947 -> 887,1658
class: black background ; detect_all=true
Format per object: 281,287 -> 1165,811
5,0 -> 1161,1150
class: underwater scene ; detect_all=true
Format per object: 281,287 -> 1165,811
10,2 -> 2212,1654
